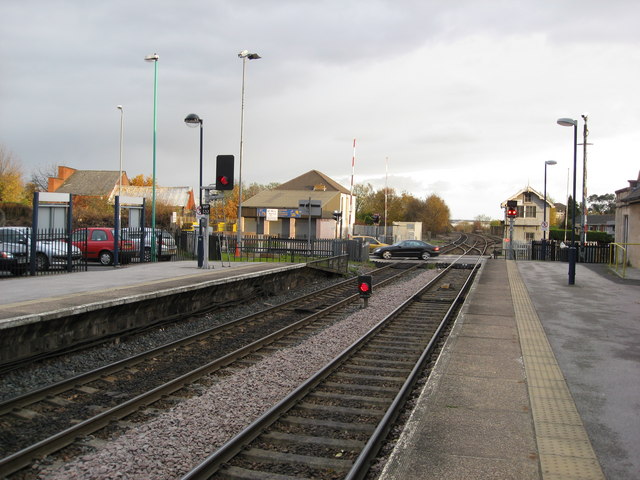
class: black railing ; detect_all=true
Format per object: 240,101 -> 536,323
0,227 -> 87,277
530,241 -> 610,264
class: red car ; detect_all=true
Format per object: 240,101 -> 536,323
71,228 -> 136,266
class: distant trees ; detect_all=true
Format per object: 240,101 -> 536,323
0,146 -> 24,203
587,193 -> 615,214
354,183 -> 452,234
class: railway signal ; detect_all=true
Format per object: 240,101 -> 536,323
506,200 -> 518,218
216,155 -> 234,191
357,275 -> 372,308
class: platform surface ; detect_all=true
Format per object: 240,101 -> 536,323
379,260 -> 639,480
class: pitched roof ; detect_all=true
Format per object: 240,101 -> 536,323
54,170 -> 121,196
109,186 -> 194,208
501,186 -> 553,208
275,170 -> 350,194
243,190 -> 340,209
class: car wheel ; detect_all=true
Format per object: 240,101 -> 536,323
144,248 -> 152,262
99,250 -> 114,266
420,251 -> 431,260
382,251 -> 392,259
35,252 -> 50,271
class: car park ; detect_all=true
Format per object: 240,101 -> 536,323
352,235 -> 389,252
121,228 -> 178,261
371,239 -> 440,260
0,226 -> 83,271
71,227 -> 136,266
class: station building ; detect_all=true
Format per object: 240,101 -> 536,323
501,186 -> 555,242
241,170 -> 355,239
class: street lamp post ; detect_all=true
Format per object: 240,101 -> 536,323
145,53 -> 159,262
557,117 -> 578,285
117,105 -> 124,197
236,49 -> 261,256
542,160 -> 557,260
184,113 -> 205,268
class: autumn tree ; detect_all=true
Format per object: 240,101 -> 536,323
421,194 -> 451,233
0,145 -> 25,203
130,174 -> 154,186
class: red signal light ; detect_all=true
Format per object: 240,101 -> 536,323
357,275 -> 372,298
218,175 -> 230,187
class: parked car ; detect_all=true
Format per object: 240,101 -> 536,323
0,242 -> 29,276
371,239 -> 440,260
352,235 -> 389,252
121,228 -> 178,261
71,228 -> 136,266
0,227 -> 83,271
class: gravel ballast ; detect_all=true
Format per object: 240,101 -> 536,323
31,268 -> 439,479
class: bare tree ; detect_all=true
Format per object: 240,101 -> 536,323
30,163 -> 59,192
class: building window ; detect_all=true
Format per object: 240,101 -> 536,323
525,232 -> 535,241
517,206 -> 524,217
525,206 -> 536,218
524,192 -> 532,202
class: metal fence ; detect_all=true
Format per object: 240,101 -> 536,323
0,227 -> 87,277
505,240 -> 611,263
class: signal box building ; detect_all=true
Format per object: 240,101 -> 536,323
501,186 -> 555,242
615,170 -> 640,267
241,170 -> 355,239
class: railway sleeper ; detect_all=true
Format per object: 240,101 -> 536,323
309,391 -> 391,407
296,401 -> 384,417
280,415 -> 376,433
238,447 -> 353,471
320,381 -> 397,395
217,464 -> 307,480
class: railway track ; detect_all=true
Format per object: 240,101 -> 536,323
0,263 -> 423,477
182,256 -> 481,480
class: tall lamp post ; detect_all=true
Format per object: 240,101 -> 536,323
184,113 -> 205,268
145,53 -> 159,261
117,105 -> 124,197
542,160 -> 557,261
557,117 -> 578,285
236,49 -> 261,256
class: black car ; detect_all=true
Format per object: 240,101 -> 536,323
372,240 -> 440,260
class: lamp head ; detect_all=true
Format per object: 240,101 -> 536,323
557,117 -> 577,127
116,105 -> 123,111
144,53 -> 159,62
184,113 -> 202,127
238,50 -> 261,60
545,160 -> 557,166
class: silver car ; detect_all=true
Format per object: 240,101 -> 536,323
121,228 -> 178,261
0,227 -> 83,271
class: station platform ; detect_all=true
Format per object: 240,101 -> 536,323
0,261 -> 304,324
379,260 -> 639,480
0,259 -> 638,479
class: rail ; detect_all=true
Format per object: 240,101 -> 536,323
609,243 -> 639,278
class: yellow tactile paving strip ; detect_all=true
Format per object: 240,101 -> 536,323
507,261 -> 605,480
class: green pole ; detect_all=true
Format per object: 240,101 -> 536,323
145,53 -> 159,261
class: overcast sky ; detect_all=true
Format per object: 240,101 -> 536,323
1,0 -> 639,220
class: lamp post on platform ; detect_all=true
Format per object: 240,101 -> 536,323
542,160 -> 557,261
184,113 -> 205,268
557,117 -> 578,285
144,53 -> 159,261
236,49 -> 261,256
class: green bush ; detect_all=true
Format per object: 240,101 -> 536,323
549,228 -> 612,243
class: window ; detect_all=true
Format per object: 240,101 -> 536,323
91,230 -> 108,241
524,193 -> 532,202
525,206 -> 537,218
525,232 -> 535,241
